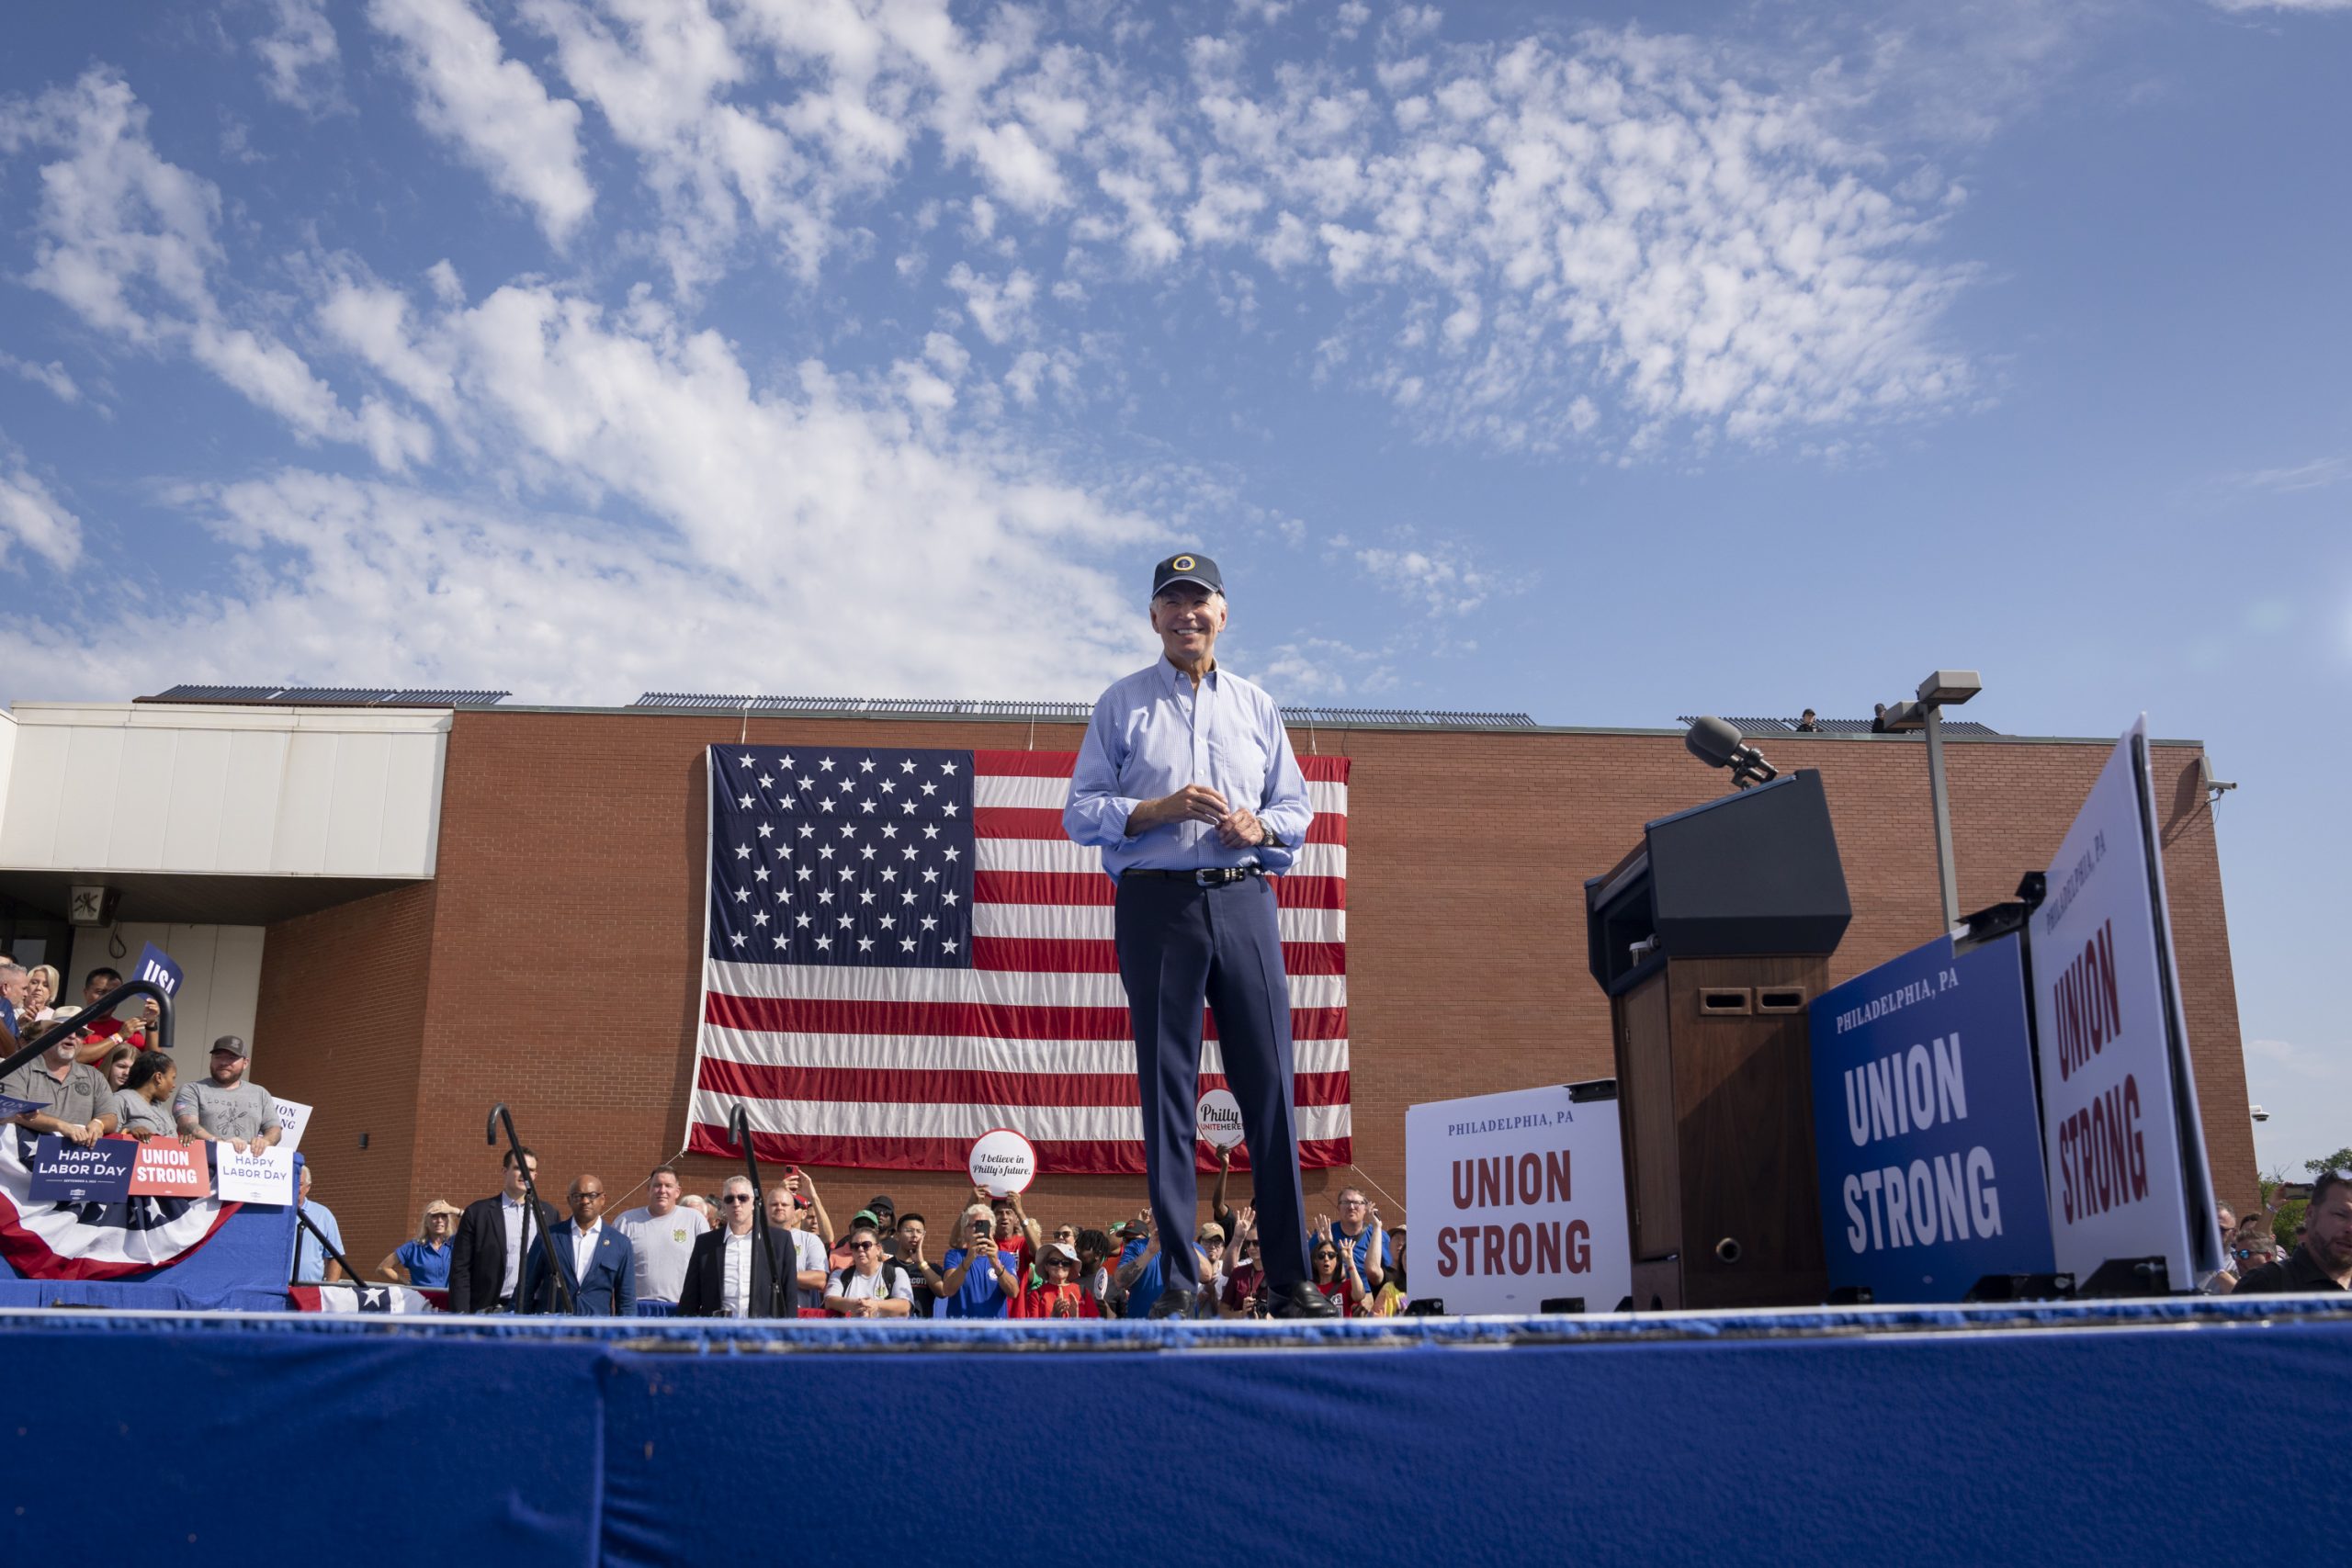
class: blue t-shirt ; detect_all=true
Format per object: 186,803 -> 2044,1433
293,1200 -> 345,1284
396,1237 -> 453,1289
1119,1237 -> 1165,1318
941,1247 -> 1014,1318
1334,1224 -> 1391,1276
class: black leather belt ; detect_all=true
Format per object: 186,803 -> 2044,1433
1123,866 -> 1266,886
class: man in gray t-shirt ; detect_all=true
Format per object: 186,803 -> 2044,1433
612,1165 -> 707,1310
2,1033 -> 118,1145
173,1036 -> 281,1156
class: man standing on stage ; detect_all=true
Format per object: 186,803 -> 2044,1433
1064,552 -> 1334,1320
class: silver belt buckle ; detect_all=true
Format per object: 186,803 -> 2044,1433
1194,868 -> 1217,887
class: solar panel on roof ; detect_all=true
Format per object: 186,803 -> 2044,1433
144,684 -> 290,702
1676,715 -> 2002,738
629,694 -> 1537,727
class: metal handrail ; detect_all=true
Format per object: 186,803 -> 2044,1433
2,979 -> 174,1083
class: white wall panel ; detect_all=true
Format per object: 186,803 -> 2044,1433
50,726 -> 125,867
218,728 -> 290,871
324,730 -> 391,875
161,726 -> 232,871
0,705 -> 447,880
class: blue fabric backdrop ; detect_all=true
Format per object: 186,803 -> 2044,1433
0,1193 -> 299,1310
0,1297 -> 2342,1563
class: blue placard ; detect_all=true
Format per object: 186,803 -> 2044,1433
135,942 -> 183,998
28,1136 -> 138,1203
0,1095 -> 47,1121
1810,932 -> 2055,1302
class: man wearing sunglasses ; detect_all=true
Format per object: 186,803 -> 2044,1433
2233,1172 -> 2352,1295
680,1175 -> 795,1318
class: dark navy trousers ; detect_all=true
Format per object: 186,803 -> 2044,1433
1114,872 -> 1310,1293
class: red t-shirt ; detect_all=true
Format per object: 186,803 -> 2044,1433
1221,1263 -> 1265,1314
1012,1280 -> 1101,1319
1317,1278 -> 1363,1318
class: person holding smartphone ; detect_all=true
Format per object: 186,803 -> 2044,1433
936,1201 -> 1022,1318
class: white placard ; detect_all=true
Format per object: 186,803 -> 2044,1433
1195,1088 -> 1245,1150
967,1128 -> 1036,1195
2030,717 -> 2217,1287
1405,1080 -> 1632,1315
274,1098 -> 313,1155
215,1144 -> 297,1204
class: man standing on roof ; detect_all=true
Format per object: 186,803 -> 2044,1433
1063,552 -> 1334,1321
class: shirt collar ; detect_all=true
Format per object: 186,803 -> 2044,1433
1159,656 -> 1218,694
572,1217 -> 602,1239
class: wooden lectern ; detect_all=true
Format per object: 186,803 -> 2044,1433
1584,772 -> 1852,1310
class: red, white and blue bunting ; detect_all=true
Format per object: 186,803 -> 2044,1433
0,1130 -> 239,1280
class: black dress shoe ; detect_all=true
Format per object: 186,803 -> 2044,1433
1147,1286 -> 1197,1320
1268,1283 -> 1340,1319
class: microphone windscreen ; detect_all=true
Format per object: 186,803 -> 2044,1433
1685,716 -> 1743,768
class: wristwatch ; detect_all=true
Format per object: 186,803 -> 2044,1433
1258,828 -> 1285,850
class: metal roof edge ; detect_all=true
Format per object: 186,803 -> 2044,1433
450,703 -> 2201,748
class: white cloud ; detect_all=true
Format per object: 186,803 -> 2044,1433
2207,0 -> 2352,13
0,462 -> 82,572
367,0 -> 597,244
287,274 -> 1156,694
1345,534 -> 1498,615
0,69 -> 430,467
0,353 -> 81,404
945,262 -> 1038,343
2233,456 -> 2350,492
254,0 -> 345,112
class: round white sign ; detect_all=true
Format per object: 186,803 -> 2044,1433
967,1128 -> 1037,1195
1195,1088 -> 1246,1150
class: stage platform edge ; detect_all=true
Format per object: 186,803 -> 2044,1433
3,1295 -> 2343,1565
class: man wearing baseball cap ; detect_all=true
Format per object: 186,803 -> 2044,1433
1063,552 -> 1332,1319
173,1034 -> 281,1157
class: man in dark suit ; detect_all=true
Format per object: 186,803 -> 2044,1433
679,1174 -> 794,1318
447,1146 -> 562,1313
523,1172 -> 638,1315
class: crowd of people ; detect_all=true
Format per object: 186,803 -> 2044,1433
2,962 -> 284,1160
8,956 -> 2346,1314
2206,1177 -> 2352,1296
377,1145 -> 1419,1320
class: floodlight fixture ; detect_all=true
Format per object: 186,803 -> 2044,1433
1916,670 -> 1983,706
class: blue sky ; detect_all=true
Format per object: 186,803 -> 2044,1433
1,1 -> 2345,1173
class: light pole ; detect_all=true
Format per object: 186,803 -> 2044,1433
1872,670 -> 1983,931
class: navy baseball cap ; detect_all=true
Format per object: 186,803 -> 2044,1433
1151,552 -> 1222,596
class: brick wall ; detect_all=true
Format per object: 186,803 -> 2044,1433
261,711 -> 2254,1270
252,880 -> 438,1263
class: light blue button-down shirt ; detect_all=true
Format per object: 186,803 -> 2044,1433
1063,659 -> 1313,881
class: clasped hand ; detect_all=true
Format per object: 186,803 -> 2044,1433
1135,784 -> 1263,847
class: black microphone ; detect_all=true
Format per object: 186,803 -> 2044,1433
1684,716 -> 1779,789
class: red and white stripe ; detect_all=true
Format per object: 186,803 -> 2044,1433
0,1135 -> 239,1280
687,749 -> 1351,1175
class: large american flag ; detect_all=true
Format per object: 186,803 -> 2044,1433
685,744 -> 1351,1174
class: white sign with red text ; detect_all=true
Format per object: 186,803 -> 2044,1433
1405,1080 -> 1631,1315
2030,717 -> 2218,1288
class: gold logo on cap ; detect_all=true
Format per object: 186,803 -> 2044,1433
1171,555 -> 1195,571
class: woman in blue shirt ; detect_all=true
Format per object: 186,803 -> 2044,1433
379,1200 -> 460,1288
